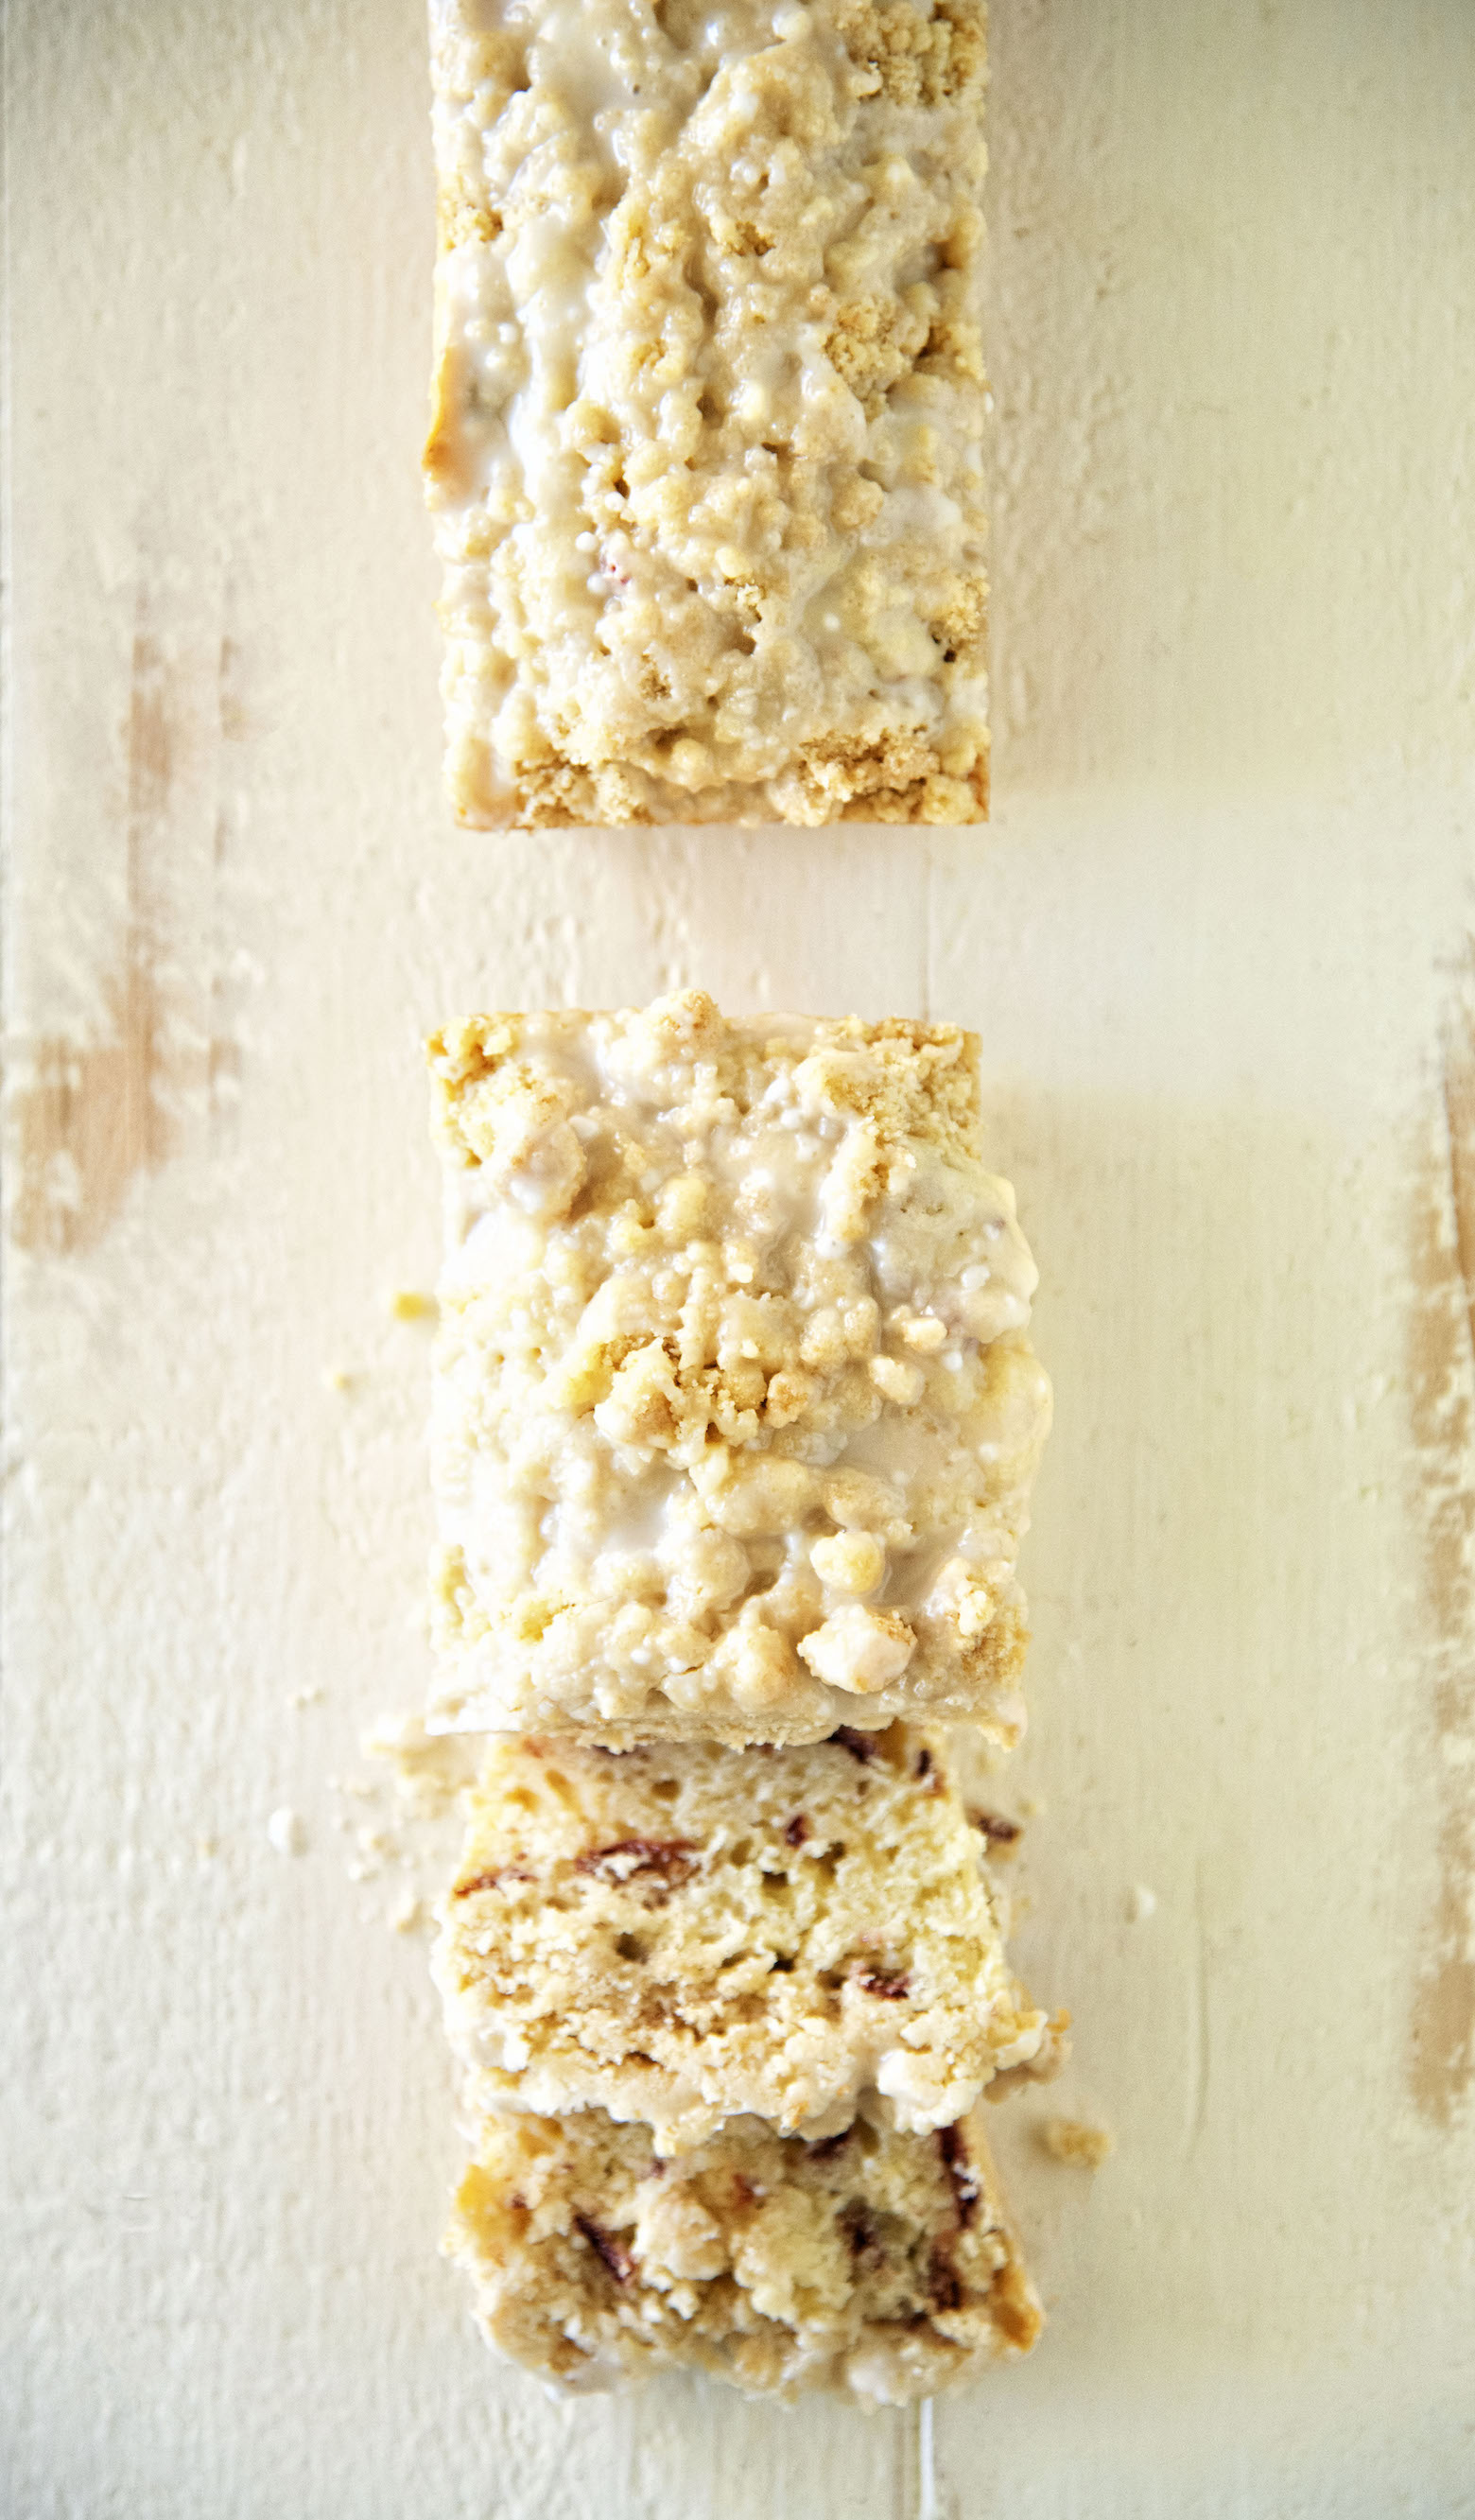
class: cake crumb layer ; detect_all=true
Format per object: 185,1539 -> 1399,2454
435,1724 -> 1065,2149
445,2102 -> 1040,2399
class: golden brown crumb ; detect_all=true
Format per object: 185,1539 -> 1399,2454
388,1288 -> 439,1322
1039,2117 -> 1114,2170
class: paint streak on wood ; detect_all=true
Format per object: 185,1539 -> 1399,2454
8,609 -> 176,1253
7,589 -> 245,1254
1406,962 -> 1475,2127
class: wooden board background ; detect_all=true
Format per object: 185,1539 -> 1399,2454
4,3 -> 1475,2512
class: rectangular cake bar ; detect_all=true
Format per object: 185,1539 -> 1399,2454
426,990 -> 1051,1747
434,1724 -> 1064,2152
445,2100 -> 1040,2400
424,0 -> 991,827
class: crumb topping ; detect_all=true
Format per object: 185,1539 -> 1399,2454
427,991 -> 1050,1746
425,0 -> 990,826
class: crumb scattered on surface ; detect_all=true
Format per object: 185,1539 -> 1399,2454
348,1823 -> 393,1883
321,1365 -> 354,1393
1039,2117 -> 1113,2170
968,1806 -> 1022,1856
365,1712 -> 479,1814
267,1808 -> 306,1858
388,1288 -> 439,1322
325,1713 -> 479,1935
1126,1885 -> 1156,1922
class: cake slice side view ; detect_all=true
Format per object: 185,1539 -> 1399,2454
434,1724 -> 1066,2151
444,2100 -> 1040,2401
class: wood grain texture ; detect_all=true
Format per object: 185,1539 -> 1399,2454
4,4 -> 1475,2515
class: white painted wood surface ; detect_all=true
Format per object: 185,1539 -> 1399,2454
4,3 -> 1475,2512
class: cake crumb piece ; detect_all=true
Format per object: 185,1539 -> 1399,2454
388,1287 -> 438,1322
1040,2117 -> 1113,2170
365,1711 -> 478,1813
969,1806 -> 1022,1855
267,1808 -> 307,1858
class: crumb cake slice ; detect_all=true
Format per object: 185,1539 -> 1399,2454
424,0 -> 991,826
427,990 -> 1051,1747
445,2103 -> 1039,2401
434,1724 -> 1063,2152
